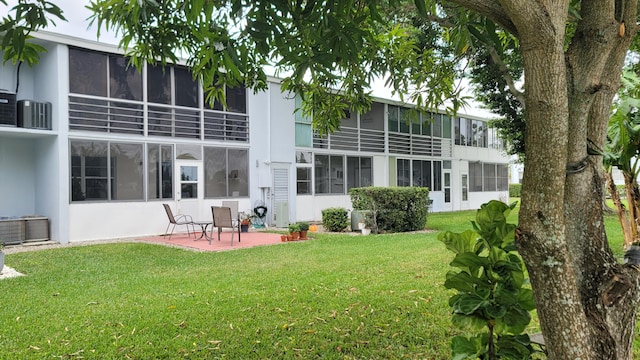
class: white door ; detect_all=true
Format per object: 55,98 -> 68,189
271,165 -> 290,227
443,171 -> 452,211
175,160 -> 204,220
461,173 -> 469,210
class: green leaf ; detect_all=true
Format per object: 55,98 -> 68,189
485,303 -> 507,319
444,270 -> 488,292
439,230 -> 479,254
450,252 -> 489,270
451,336 -> 480,360
457,293 -> 488,315
517,288 -> 536,311
451,314 -> 486,331
502,307 -> 531,334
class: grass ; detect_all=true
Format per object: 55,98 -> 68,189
0,201 -> 630,359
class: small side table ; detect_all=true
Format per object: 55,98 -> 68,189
192,221 -> 212,240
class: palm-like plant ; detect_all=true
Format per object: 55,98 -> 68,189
604,70 -> 640,248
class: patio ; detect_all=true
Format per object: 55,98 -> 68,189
138,229 -> 286,252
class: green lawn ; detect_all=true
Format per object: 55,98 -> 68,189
0,203 -> 630,359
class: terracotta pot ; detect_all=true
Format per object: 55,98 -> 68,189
280,235 -> 287,242
286,235 -> 293,241
290,231 -> 300,240
299,230 -> 308,240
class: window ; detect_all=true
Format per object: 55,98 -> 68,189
347,156 -> 372,190
297,168 -> 312,194
442,115 -> 452,139
388,105 -> 399,132
109,55 -> 142,101
361,102 -> 385,131
469,162 -> 483,192
70,140 -> 143,201
207,83 -> 247,113
497,164 -> 509,191
180,166 -> 198,199
148,144 -> 173,200
226,85 -> 247,113
110,142 -> 144,200
397,159 -> 411,187
147,64 -> 172,104
412,160 -> 431,188
204,147 -> 249,197
295,96 -> 312,147
433,161 -> 442,191
399,107 -> 412,134
315,154 -> 344,194
296,151 -> 313,195
174,66 -> 199,108
69,48 -> 107,96
469,162 -> 509,192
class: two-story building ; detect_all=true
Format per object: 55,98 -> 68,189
0,31 -> 509,244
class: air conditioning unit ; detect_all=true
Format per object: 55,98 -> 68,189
0,91 -> 17,127
17,100 -> 52,130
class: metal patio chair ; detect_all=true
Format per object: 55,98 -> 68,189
209,206 -> 241,245
162,203 -> 195,240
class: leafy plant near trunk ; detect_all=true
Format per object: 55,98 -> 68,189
604,70 -> 640,248
439,200 -> 536,359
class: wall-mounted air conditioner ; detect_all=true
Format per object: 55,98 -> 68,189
17,100 -> 52,130
0,91 -> 17,127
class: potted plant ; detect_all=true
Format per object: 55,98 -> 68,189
298,222 -> 309,240
288,223 -> 301,240
239,211 -> 252,232
361,212 -> 376,235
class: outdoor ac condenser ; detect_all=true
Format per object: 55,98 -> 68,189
17,100 -> 52,130
0,91 -> 17,126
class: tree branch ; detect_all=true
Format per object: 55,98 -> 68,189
486,44 -> 525,107
448,0 -> 518,36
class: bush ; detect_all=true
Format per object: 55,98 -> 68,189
350,187 -> 429,233
509,183 -> 522,197
321,207 -> 349,232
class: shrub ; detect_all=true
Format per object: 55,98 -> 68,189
438,200 -> 536,359
350,187 -> 429,233
321,207 -> 349,232
509,183 -> 522,197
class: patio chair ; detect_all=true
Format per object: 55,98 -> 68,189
210,206 -> 241,245
163,204 -> 195,240
222,200 -> 240,227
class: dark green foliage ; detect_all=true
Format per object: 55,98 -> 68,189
469,44 -> 525,160
350,187 -> 430,233
439,200 -> 536,360
321,207 -> 349,232
297,222 -> 309,231
509,184 -> 521,198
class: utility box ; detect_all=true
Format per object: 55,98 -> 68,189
0,91 -> 17,126
17,100 -> 52,129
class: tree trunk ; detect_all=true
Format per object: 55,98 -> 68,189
491,1 -> 640,359
624,172 -> 640,244
606,170 -> 634,248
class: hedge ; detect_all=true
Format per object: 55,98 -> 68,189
350,187 -> 430,233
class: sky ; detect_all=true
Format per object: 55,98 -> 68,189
1,0 -> 498,118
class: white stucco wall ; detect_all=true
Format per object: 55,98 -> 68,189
0,137 -> 36,216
